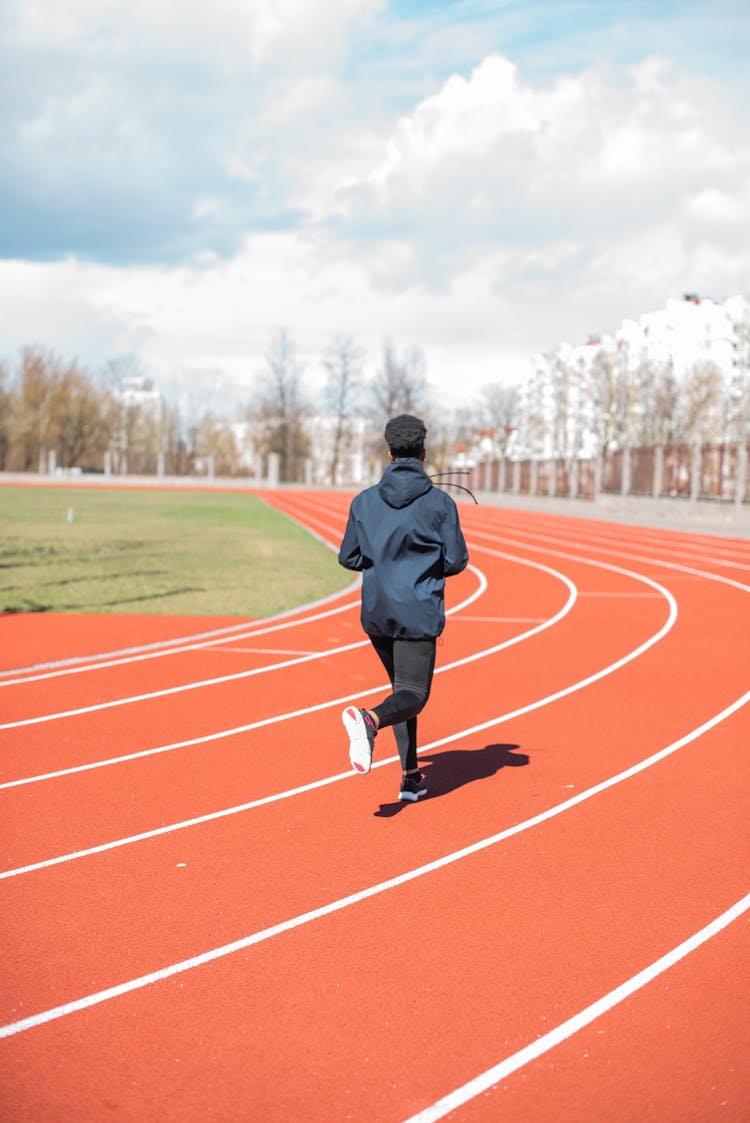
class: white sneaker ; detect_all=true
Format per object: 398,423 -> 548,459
342,706 -> 376,774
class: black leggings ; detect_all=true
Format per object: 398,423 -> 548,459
370,637 -> 437,772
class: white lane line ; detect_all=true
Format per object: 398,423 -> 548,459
1,562 -> 673,874
401,888 -> 750,1123
0,598 -> 361,688
0,689 -> 745,1038
0,565 -> 487,729
202,647 -> 320,656
466,523 -> 750,595
0,639 -> 367,729
477,513 -> 750,571
0,556 -> 560,790
577,592 -> 663,598
450,616 -> 547,623
0,563 -> 486,730
641,574 -> 717,582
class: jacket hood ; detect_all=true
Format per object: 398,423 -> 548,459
377,458 -> 432,509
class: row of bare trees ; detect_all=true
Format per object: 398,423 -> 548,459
0,331 -> 434,482
2,320 -> 749,484
0,350 -> 195,476
250,328 -> 431,481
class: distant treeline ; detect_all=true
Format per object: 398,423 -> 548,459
2,321 -> 750,483
0,348 -> 199,476
0,332 -> 437,481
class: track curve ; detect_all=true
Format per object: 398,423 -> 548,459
0,490 -> 747,1123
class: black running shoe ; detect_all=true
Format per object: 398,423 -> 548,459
398,770 -> 428,802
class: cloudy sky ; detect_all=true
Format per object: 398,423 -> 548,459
1,0 -> 748,412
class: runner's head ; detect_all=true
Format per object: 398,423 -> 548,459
385,414 -> 427,461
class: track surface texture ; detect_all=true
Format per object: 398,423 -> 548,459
1,491 -> 748,1122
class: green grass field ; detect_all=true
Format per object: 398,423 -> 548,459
0,486 -> 353,617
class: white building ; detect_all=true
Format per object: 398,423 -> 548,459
635,294 -> 741,377
520,293 -> 749,457
117,376 -> 163,420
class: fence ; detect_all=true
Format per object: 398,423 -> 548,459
465,441 -> 750,506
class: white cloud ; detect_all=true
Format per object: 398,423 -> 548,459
324,50 -> 750,342
686,187 -> 748,226
1,0 -> 389,263
10,0 -> 387,66
341,52 -> 747,236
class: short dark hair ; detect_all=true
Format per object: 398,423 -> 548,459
384,414 -> 427,458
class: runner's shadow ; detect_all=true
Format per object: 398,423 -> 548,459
373,743 -> 529,818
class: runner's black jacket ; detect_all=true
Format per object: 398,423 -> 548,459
338,457 -> 469,639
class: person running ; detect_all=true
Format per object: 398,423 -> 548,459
338,413 -> 469,802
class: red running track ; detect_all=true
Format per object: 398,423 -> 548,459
0,491 -> 748,1122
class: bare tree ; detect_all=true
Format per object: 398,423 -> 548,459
100,356 -> 161,474
323,334 -> 365,485
654,361 -> 680,445
724,315 -> 750,439
158,401 -> 188,475
371,339 -> 428,421
589,347 -> 620,453
570,355 -> 592,457
195,414 -> 240,476
420,407 -> 454,471
252,327 -> 310,482
550,352 -> 572,457
515,356 -> 548,458
631,356 -> 678,446
611,339 -> 635,450
475,381 -> 521,455
8,347 -> 57,471
674,361 -> 720,442
0,360 -> 11,469
55,362 -> 111,469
